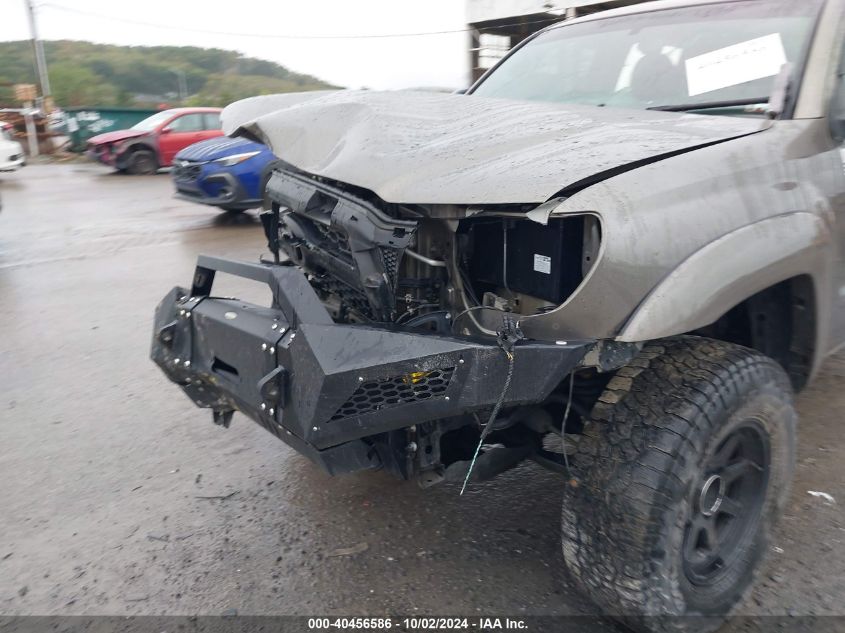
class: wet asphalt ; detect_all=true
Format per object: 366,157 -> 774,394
0,164 -> 843,626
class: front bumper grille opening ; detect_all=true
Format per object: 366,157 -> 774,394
312,221 -> 353,264
316,274 -> 372,320
174,163 -> 203,181
380,247 -> 400,287
330,367 -> 455,421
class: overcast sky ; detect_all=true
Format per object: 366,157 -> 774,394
1,0 -> 471,90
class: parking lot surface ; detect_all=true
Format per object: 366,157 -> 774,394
0,164 -> 843,625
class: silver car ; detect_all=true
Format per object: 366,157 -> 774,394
152,0 -> 845,628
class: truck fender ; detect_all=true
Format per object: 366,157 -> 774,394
617,212 -> 829,343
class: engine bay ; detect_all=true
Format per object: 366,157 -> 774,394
268,167 -> 599,338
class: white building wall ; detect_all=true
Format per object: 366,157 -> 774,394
467,0 -> 551,24
467,0 -> 622,24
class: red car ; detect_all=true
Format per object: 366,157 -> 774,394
86,107 -> 223,175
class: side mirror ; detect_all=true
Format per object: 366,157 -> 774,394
160,127 -> 173,134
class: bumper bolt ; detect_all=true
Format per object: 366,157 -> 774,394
261,343 -> 267,351
260,403 -> 266,411
445,396 -> 450,401
458,359 -> 464,364
358,376 -> 364,382
269,408 -> 275,415
184,360 -> 191,367
269,347 -> 275,354
271,323 -> 278,330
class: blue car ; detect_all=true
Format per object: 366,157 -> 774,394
171,136 -> 276,213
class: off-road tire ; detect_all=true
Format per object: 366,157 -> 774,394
127,149 -> 158,175
562,336 -> 796,633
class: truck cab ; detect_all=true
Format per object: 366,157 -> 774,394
151,1 -> 845,629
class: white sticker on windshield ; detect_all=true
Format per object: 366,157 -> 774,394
685,33 -> 787,97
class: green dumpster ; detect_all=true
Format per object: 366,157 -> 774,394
64,107 -> 160,152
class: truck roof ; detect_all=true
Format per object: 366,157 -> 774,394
548,0 -> 829,29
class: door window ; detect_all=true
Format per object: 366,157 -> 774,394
204,113 -> 222,130
166,114 -> 204,132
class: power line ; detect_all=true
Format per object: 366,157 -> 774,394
39,2 -> 564,41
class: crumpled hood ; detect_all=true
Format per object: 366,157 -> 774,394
87,129 -> 147,146
223,91 -> 765,205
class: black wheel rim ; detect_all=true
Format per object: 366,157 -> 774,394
682,421 -> 770,586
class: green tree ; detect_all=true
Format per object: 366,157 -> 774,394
0,40 -> 339,109
189,73 -> 336,107
49,62 -> 117,107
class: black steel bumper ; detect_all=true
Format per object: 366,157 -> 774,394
151,256 -> 591,475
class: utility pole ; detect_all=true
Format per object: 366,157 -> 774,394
170,69 -> 188,104
24,0 -> 51,110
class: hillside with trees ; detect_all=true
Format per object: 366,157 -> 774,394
0,40 -> 339,108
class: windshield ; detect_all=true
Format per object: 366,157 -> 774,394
131,110 -> 174,131
472,0 -> 822,113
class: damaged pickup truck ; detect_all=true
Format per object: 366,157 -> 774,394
151,0 -> 845,629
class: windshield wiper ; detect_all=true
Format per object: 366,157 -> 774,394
647,97 -> 769,112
